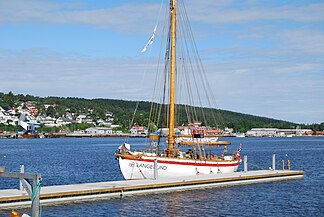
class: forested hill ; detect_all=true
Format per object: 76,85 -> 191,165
1,91 -> 320,132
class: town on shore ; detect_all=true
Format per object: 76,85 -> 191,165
0,91 -> 324,138
1,102 -> 323,139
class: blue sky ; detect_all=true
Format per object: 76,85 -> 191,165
0,0 -> 323,124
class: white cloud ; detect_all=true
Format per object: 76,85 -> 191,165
0,0 -> 58,23
201,52 -> 324,124
0,0 -> 161,33
1,1 -> 323,124
1,43 -> 323,124
0,49 -> 156,99
186,1 -> 324,24
1,0 -> 323,32
279,29 -> 324,55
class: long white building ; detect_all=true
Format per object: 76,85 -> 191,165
246,128 -> 313,137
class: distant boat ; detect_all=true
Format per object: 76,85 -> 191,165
235,133 -> 246,138
115,0 -> 242,180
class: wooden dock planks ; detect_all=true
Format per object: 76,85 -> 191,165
0,170 -> 303,208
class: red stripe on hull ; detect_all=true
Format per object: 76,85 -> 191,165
120,156 -> 239,167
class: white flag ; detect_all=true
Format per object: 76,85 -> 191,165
141,25 -> 157,53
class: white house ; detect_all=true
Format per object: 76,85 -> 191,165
85,127 -> 113,135
76,114 -> 87,123
96,118 -> 112,127
56,117 -> 72,126
43,116 -> 57,127
130,125 -> 148,135
76,114 -> 94,124
0,107 -> 18,125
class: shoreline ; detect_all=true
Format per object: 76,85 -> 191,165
0,132 -> 146,139
1,133 -> 323,139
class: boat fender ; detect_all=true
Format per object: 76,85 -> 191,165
10,210 -> 20,217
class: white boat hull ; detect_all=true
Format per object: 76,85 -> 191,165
118,156 -> 240,180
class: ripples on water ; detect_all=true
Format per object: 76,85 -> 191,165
0,137 -> 323,216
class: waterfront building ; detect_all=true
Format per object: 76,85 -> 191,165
246,128 -> 314,137
85,127 -> 113,135
277,129 -> 313,136
130,125 -> 148,135
316,131 -> 324,136
246,128 -> 278,137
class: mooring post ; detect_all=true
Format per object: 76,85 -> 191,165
20,164 -> 25,191
154,158 -> 158,180
0,169 -> 41,217
282,160 -> 285,170
288,160 -> 291,170
31,175 -> 41,217
244,155 -> 248,173
272,154 -> 276,170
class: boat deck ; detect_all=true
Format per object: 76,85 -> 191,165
0,169 -> 303,209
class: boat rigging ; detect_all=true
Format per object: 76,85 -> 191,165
116,0 -> 242,180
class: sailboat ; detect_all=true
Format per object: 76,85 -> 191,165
116,0 -> 242,180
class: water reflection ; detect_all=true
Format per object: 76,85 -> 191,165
0,137 -> 323,216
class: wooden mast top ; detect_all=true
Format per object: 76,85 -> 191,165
167,0 -> 176,155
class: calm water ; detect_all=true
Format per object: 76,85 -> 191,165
0,137 -> 323,216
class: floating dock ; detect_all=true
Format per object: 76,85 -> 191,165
0,169 -> 303,209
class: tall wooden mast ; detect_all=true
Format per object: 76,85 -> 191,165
167,0 -> 176,154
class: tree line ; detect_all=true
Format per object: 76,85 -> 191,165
1,91 -> 323,133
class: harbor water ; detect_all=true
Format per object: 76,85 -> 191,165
0,137 -> 323,216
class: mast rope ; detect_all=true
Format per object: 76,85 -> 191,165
145,0 -> 228,145
177,0 -> 225,129
30,179 -> 42,217
125,0 -> 167,145
147,1 -> 170,138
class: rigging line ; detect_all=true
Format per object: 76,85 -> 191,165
181,51 -> 196,123
175,16 -> 182,125
159,8 -> 171,129
179,0 -> 222,127
163,9 -> 173,133
183,62 -> 196,123
141,0 -> 166,54
179,1 -> 207,125
155,0 -> 166,28
149,33 -> 166,133
177,57 -> 191,125
186,29 -> 221,127
177,5 -> 191,123
182,9 -> 201,116
178,1 -> 201,123
129,0 -> 166,145
127,37 -> 155,145
148,3 -> 170,135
